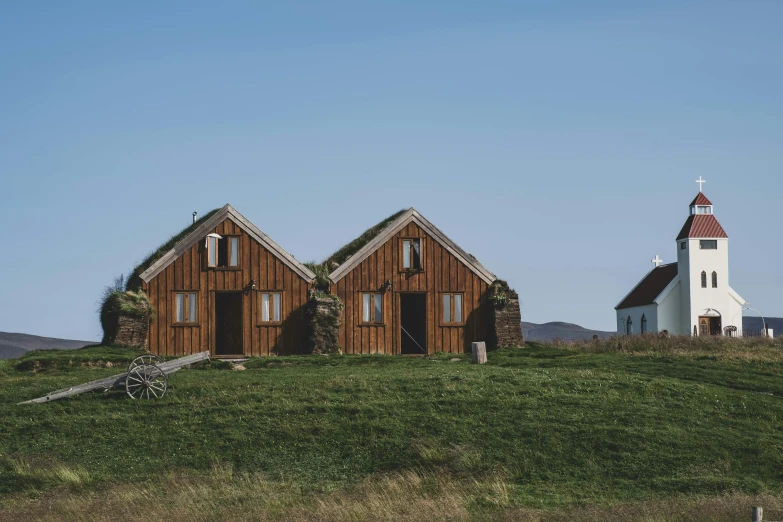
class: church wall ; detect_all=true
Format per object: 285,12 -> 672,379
657,281 -> 681,334
684,238 -> 731,335
677,239 -> 692,335
616,304 -> 658,335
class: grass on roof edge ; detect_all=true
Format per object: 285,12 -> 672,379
321,209 -> 407,269
126,208 -> 221,291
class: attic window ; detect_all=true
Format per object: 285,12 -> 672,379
402,238 -> 423,270
699,240 -> 717,250
207,234 -> 240,268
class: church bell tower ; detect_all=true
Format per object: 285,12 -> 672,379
676,177 -> 732,335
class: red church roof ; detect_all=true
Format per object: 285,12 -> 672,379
690,193 -> 713,206
676,215 -> 728,240
616,263 -> 679,310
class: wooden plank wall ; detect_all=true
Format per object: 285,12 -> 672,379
332,222 -> 489,354
143,218 -> 309,357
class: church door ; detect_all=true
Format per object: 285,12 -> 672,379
699,316 -> 722,336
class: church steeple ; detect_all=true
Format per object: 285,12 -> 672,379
677,191 -> 727,240
689,192 -> 714,216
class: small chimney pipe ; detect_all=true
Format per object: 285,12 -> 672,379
192,211 -> 197,224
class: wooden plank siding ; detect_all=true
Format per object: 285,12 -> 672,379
332,222 -> 489,355
142,217 -> 310,357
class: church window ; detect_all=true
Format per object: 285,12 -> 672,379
626,316 -> 633,335
700,240 -> 717,250
701,271 -> 707,288
712,272 -> 718,288
696,206 -> 713,215
641,314 -> 647,334
680,242 -> 686,250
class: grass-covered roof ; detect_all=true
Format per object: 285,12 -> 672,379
322,209 -> 407,269
126,208 -> 221,291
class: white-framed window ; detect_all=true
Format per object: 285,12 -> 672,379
207,235 -> 240,268
700,240 -> 717,250
361,293 -> 384,324
175,292 -> 198,323
259,292 -> 282,323
696,206 -> 713,215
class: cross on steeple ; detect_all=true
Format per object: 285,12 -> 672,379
695,176 -> 706,192
651,255 -> 663,267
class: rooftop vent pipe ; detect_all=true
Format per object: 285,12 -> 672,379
192,211 -> 197,224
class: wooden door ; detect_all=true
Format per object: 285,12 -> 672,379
215,292 -> 244,355
400,293 -> 427,355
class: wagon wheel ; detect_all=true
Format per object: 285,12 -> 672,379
128,354 -> 163,372
125,364 -> 168,400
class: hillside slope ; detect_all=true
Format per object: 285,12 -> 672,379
0,332 -> 95,360
2,340 -> 783,520
522,321 -> 614,341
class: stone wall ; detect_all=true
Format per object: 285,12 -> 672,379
100,290 -> 152,348
305,296 -> 343,355
111,315 -> 150,348
486,280 -> 524,349
490,298 -> 524,348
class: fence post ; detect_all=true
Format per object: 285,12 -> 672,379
753,506 -> 763,522
471,342 -> 487,365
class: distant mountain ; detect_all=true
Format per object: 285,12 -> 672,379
0,332 -> 96,360
742,317 -> 783,336
522,317 -> 783,342
522,322 -> 614,342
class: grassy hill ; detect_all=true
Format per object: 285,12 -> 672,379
522,321 -> 614,341
1,338 -> 783,521
0,332 -> 95,360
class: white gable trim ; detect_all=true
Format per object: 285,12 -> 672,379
140,205 -> 315,283
328,208 -> 496,285
654,275 -> 680,305
728,286 -> 746,306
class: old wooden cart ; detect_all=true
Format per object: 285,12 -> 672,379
18,351 -> 210,405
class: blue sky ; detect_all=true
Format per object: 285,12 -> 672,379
1,1 -> 781,341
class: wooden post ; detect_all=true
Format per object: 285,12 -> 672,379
753,506 -> 763,522
471,342 -> 487,365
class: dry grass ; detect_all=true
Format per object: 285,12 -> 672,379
547,334 -> 783,364
1,464 -> 781,522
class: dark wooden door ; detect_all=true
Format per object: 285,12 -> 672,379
400,293 -> 427,355
709,316 -> 722,336
215,292 -> 243,355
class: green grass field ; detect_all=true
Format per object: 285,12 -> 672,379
1,339 -> 783,521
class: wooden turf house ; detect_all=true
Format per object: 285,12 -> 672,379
326,208 -> 499,355
132,205 -> 315,357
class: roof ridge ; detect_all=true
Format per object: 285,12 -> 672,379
138,205 -> 315,283
327,209 -> 496,285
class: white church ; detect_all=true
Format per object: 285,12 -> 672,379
616,179 -> 749,337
